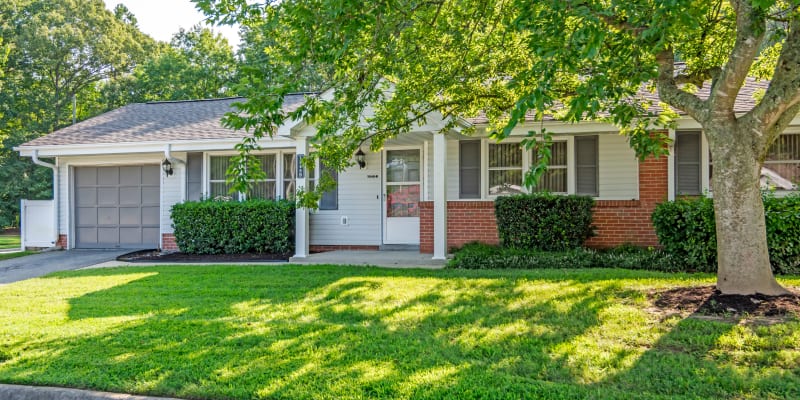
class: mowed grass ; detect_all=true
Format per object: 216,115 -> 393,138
0,251 -> 36,261
0,265 -> 798,399
0,235 -> 20,250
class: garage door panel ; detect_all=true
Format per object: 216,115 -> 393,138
77,188 -> 97,206
120,166 -> 141,185
97,167 -> 119,185
77,227 -> 98,245
97,207 -> 119,225
143,227 -> 160,245
76,207 -> 98,225
98,227 -> 119,243
141,166 -> 160,185
120,227 -> 142,244
142,206 -> 159,225
120,207 -> 141,225
75,168 -> 97,186
75,165 -> 160,249
119,187 -> 142,204
142,187 -> 159,204
98,187 -> 119,205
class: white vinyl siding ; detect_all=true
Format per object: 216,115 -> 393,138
309,150 -> 382,246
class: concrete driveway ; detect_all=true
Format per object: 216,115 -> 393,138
0,249 -> 132,284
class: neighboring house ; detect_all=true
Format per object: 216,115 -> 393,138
15,80 -> 800,259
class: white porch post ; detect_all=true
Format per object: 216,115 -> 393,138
432,133 -> 447,260
294,137 -> 310,258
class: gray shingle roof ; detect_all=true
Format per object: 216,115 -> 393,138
465,77 -> 770,125
21,94 -> 310,147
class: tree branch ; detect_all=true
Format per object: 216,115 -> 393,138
655,49 -> 707,121
744,15 -> 800,144
708,0 -> 765,114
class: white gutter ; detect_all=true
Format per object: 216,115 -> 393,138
31,150 -> 59,246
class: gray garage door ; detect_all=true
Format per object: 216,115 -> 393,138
74,166 -> 160,249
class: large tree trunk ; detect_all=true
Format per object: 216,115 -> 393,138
707,124 -> 790,295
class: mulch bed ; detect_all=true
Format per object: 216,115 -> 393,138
651,285 -> 800,319
118,249 -> 291,263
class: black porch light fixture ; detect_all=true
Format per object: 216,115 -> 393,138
162,158 -> 174,176
355,148 -> 366,169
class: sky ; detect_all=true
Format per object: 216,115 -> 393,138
103,0 -> 241,49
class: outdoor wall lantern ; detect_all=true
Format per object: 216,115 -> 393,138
162,158 -> 174,177
355,148 -> 366,169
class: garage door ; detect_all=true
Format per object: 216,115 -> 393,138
74,166 -> 160,249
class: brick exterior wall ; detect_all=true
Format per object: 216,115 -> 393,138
161,233 -> 178,251
419,201 -> 500,253
585,155 -> 667,248
56,234 -> 68,249
418,155 -> 668,253
311,245 -> 380,253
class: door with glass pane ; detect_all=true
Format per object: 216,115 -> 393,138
384,148 -> 421,244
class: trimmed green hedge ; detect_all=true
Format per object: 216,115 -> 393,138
171,199 -> 295,255
448,242 -> 682,271
651,194 -> 800,274
495,193 -> 595,251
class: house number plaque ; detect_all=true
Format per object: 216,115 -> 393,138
297,154 -> 305,178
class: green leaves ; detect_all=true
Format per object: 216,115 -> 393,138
495,193 -> 595,251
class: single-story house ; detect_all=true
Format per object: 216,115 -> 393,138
15,81 -> 800,259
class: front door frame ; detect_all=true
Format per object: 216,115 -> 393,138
382,145 -> 424,244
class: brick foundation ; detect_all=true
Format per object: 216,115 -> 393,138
161,233 -> 178,251
56,234 -> 68,249
419,201 -> 500,253
419,155 -> 668,253
310,245 -> 380,253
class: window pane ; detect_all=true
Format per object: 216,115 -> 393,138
386,150 -> 420,183
210,156 -> 230,180
210,182 -> 233,198
283,153 -> 296,179
489,170 -> 523,195
767,134 -> 800,161
255,154 -> 276,179
386,184 -> 419,217
549,142 -> 567,166
283,180 -> 295,199
489,143 -> 522,168
538,168 -> 567,193
250,181 -> 276,200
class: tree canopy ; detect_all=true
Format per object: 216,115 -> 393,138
195,0 -> 800,295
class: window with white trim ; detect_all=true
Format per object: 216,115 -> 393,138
764,133 -> 800,191
488,142 -> 525,195
208,154 -> 277,200
533,141 -> 568,193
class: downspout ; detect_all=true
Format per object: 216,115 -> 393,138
31,150 -> 59,247
164,144 -> 186,166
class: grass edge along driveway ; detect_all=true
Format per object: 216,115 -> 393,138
0,265 -> 798,400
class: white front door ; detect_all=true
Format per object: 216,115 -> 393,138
384,148 -> 421,244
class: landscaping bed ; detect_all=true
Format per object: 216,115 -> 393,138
651,285 -> 800,318
117,249 -> 290,263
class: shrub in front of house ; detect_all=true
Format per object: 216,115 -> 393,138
651,194 -> 800,274
448,242 -> 682,271
171,199 -> 295,255
494,193 -> 595,251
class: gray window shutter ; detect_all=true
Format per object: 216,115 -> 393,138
575,136 -> 598,196
459,141 -> 481,198
319,163 -> 338,210
186,152 -> 203,201
675,131 -> 701,195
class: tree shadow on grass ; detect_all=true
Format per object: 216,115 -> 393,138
0,266 -> 796,399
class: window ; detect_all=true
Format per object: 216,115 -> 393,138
488,143 -> 524,195
459,141 -> 481,198
764,133 -> 800,191
283,153 -> 296,199
208,154 -> 277,200
306,157 -> 338,210
575,136 -> 598,196
186,152 -> 203,201
533,141 -> 568,193
675,131 -> 702,195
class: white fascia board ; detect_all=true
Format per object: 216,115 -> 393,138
16,137 -> 296,157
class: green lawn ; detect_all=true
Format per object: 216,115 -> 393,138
0,265 -> 798,399
0,235 -> 20,250
0,251 -> 36,261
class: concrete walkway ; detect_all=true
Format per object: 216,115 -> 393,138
84,250 -> 448,270
0,384 -> 183,400
0,249 -> 131,284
